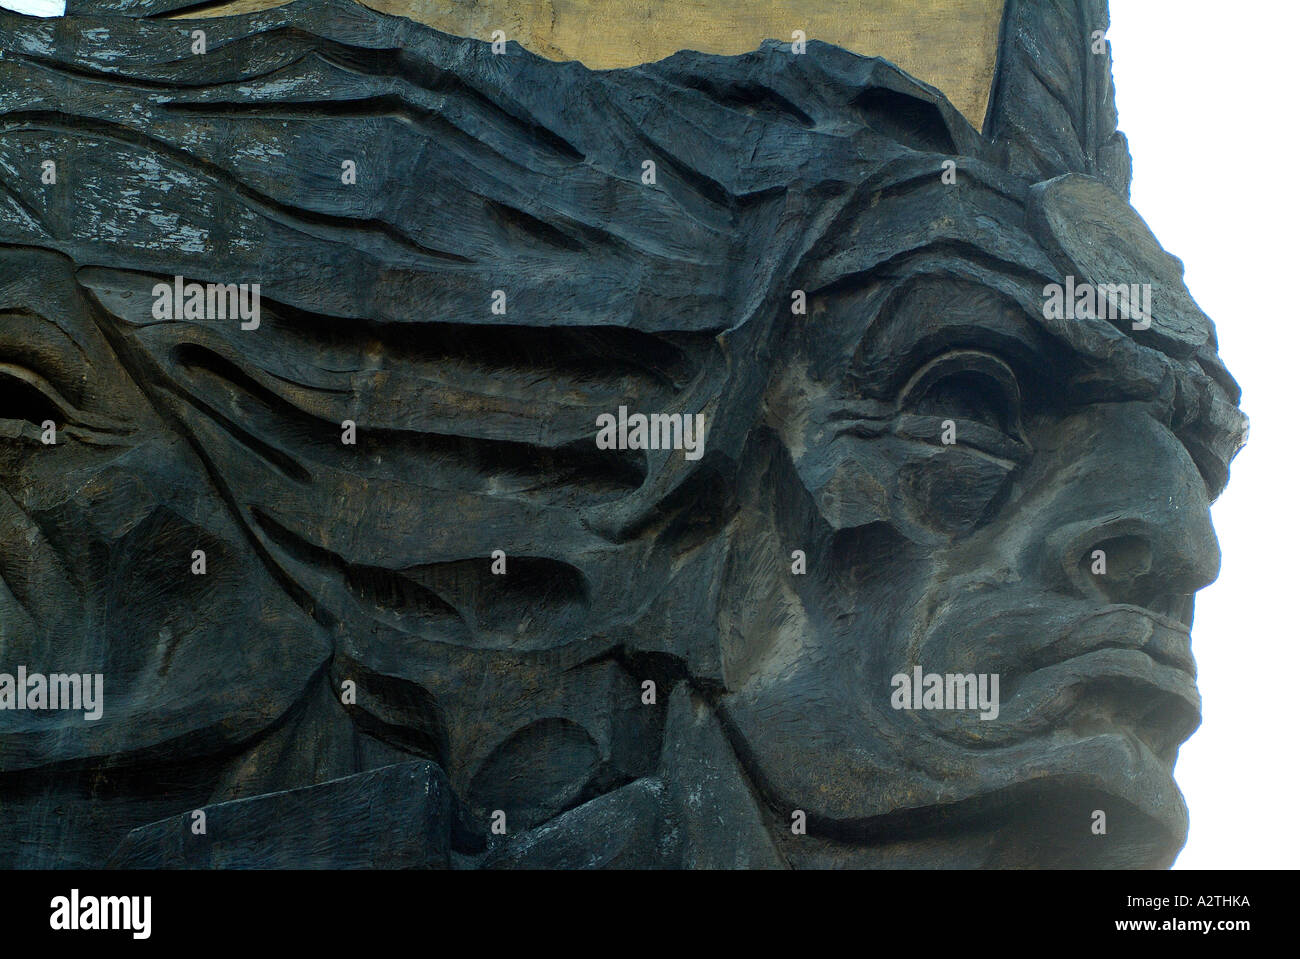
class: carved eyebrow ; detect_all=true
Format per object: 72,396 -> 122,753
839,287 -> 1060,401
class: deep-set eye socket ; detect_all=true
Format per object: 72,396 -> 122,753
896,349 -> 1025,439
0,364 -> 65,430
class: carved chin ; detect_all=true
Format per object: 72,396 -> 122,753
723,711 -> 1193,867
720,638 -> 1198,867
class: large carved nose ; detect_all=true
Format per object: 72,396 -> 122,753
1039,405 -> 1220,620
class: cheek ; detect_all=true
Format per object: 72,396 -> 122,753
897,448 -> 1015,534
789,433 -> 1017,544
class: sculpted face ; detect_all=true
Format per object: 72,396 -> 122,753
720,217 -> 1240,868
0,264 -> 330,779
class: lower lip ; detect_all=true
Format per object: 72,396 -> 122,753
1002,647 -> 1201,745
937,648 -> 1201,751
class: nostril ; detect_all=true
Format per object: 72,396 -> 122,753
1081,535 -> 1153,592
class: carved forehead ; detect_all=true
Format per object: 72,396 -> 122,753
783,164 -> 1236,353
789,169 -> 1238,387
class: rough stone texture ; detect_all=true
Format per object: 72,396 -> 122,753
0,0 -> 1245,868
106,761 -> 453,868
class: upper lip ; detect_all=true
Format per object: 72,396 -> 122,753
1029,604 -> 1196,678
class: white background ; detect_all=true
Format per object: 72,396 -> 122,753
1109,0 -> 1297,869
1,0 -> 63,16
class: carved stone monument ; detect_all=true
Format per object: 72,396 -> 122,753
0,0 -> 1245,868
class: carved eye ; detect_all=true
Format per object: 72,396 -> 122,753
0,364 -> 64,430
896,350 -> 1028,456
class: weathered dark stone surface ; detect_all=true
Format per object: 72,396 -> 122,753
0,0 -> 1245,869
107,760 -> 452,868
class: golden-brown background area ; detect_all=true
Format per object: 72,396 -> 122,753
174,0 -> 1004,126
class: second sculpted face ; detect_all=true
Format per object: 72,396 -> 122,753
718,267 -> 1229,868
